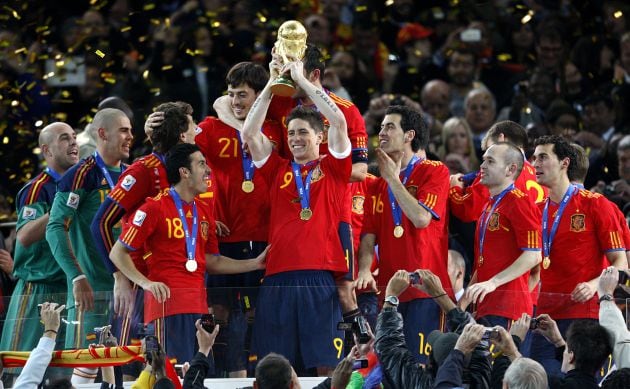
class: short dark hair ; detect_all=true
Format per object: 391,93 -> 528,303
565,320 -> 612,375
385,105 -> 428,151
255,353 -> 293,389
534,135 -> 578,180
151,102 -> 194,154
166,143 -> 200,186
601,367 -> 630,389
226,62 -> 269,93
486,120 -> 528,149
286,106 -> 324,133
570,143 -> 589,183
303,43 -> 326,77
43,378 -> 74,389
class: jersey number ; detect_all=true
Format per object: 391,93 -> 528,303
526,180 -> 545,203
371,194 -> 384,214
418,331 -> 432,356
280,172 -> 293,189
218,137 -> 238,158
165,218 -> 185,239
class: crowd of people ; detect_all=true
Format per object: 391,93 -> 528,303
1,0 -> 630,388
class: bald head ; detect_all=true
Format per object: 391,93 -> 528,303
39,122 -> 78,173
421,80 -> 450,121
93,107 -> 133,164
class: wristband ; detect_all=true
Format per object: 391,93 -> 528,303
432,293 -> 447,299
598,294 -> 614,303
72,274 -> 87,284
44,329 -> 58,335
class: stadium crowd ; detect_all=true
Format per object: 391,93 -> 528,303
1,0 -> 630,388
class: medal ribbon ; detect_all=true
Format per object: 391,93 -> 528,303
292,161 -> 318,214
93,151 -> 118,189
387,155 -> 421,228
152,152 -> 166,165
542,184 -> 576,259
478,184 -> 514,260
169,188 -> 198,265
45,167 -> 62,182
236,131 -> 255,183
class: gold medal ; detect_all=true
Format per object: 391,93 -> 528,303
241,180 -> 254,193
542,256 -> 550,269
185,260 -> 198,272
300,208 -> 313,221
393,225 -> 404,238
478,255 -> 484,266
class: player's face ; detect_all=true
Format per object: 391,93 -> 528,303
533,143 -> 566,187
227,84 -> 258,120
479,145 -> 509,189
188,151 -> 210,195
180,115 -> 197,145
379,113 -> 408,155
48,124 -> 79,171
104,115 -> 133,161
287,118 -> 322,164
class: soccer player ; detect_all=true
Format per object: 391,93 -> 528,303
0,122 -> 78,356
241,60 -> 351,374
530,135 -> 628,377
91,102 -> 196,322
109,143 -> 266,363
465,142 -> 541,327
215,44 -> 368,329
449,120 -> 547,222
46,108 -> 132,383
195,62 -> 283,377
355,105 -> 451,364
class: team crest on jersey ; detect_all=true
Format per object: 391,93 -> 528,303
310,166 -> 325,183
200,221 -> 210,240
66,192 -> 80,209
352,195 -> 365,215
133,210 -> 146,226
570,214 -> 586,232
406,185 -> 418,197
488,213 -> 500,231
22,206 -> 37,220
121,175 -> 137,191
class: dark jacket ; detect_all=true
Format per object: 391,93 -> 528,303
182,352 -> 210,389
548,370 -> 599,389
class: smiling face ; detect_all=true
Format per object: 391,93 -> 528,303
287,118 -> 322,164
43,123 -> 79,172
180,114 -> 197,144
228,83 -> 258,120
447,124 -> 470,156
103,114 -> 134,161
187,151 -> 211,195
379,113 -> 412,155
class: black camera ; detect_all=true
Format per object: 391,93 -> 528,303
409,272 -> 421,285
619,270 -> 630,285
352,359 -> 368,370
529,318 -> 539,330
201,314 -> 215,332
337,315 -> 371,344
144,335 -> 160,363
136,323 -> 155,339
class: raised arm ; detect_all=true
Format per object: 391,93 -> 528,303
287,61 -> 350,155
242,82 -> 275,163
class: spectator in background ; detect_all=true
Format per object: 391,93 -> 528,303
597,266 -> 630,369
252,353 -> 301,389
304,14 -> 332,52
438,117 -> 479,174
502,357 -> 548,389
498,68 -> 556,129
447,48 -> 485,117
447,250 -> 466,303
601,368 -> 630,388
182,319 -> 220,389
534,21 -> 566,74
421,80 -> 451,123
546,99 -> 580,139
328,50 -> 372,111
464,88 -> 496,150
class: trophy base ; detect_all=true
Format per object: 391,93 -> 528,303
270,76 -> 297,97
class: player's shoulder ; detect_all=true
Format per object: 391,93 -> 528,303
329,91 -> 355,109
508,187 -> 527,198
58,156 -> 97,191
576,188 -> 603,199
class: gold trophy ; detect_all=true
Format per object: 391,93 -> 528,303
271,20 -> 308,97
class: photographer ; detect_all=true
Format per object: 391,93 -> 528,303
182,319 -> 219,389
374,270 -> 491,388
598,266 -> 630,368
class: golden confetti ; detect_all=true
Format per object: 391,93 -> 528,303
614,11 -> 623,19
35,120 -> 43,127
2,137 -> 8,144
256,13 -> 267,23
211,21 -> 221,28
121,26 -> 132,32
143,4 -> 156,11
355,5 -> 367,12
385,0 -> 394,6
10,100 -> 18,107
165,18 -> 171,27
104,77 -> 116,84
521,11 -> 533,24
142,69 -> 149,79
185,48 -> 196,56
497,53 -> 512,61
161,65 -> 173,71
26,81 -> 36,91
33,147 -> 41,154
14,47 -> 26,54
61,90 -> 70,98
95,49 -> 105,58
55,60 -> 65,67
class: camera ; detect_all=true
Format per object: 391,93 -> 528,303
352,359 -> 368,370
136,323 -> 155,339
337,315 -> 371,344
144,335 -> 160,363
409,272 -> 421,285
481,328 -> 499,341
619,270 -> 630,285
460,28 -> 481,43
529,318 -> 539,330
201,313 -> 215,332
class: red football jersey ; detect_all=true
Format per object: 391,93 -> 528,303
196,117 -> 283,242
449,161 -> 547,222
119,192 -> 218,323
257,152 -> 352,276
537,188 -> 625,319
362,159 -> 452,302
474,188 -> 541,319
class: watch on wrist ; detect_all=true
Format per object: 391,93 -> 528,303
384,295 -> 399,307
599,294 -> 614,303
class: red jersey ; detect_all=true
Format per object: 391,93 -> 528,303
258,152 -> 352,276
474,188 -> 541,319
196,117 -> 283,242
362,159 -> 452,302
349,174 -> 379,277
537,188 -> 625,319
119,192 -> 218,323
450,161 -> 547,222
